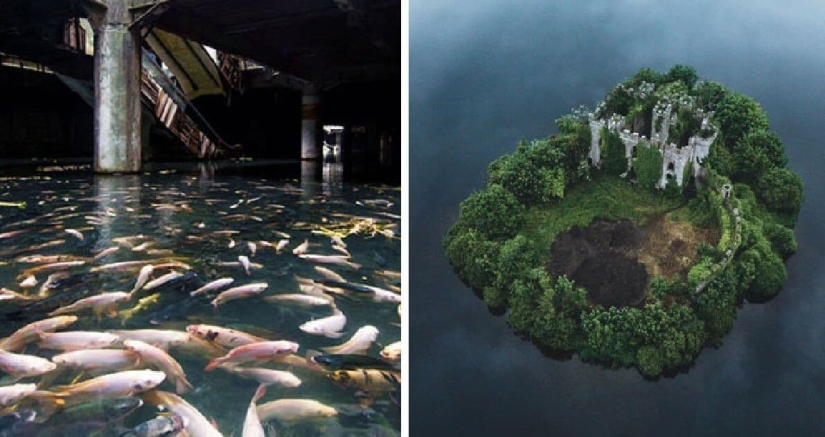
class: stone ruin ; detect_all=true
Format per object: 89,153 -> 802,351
587,83 -> 717,189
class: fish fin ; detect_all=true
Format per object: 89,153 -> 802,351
305,349 -> 322,360
28,389 -> 70,418
204,357 -> 225,372
36,366 -> 64,390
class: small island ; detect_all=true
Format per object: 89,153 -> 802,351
444,66 -> 804,377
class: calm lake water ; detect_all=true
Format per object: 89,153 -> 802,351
411,1 -> 825,436
0,161 -> 401,436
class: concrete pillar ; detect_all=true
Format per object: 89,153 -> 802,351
92,0 -> 142,173
301,92 -> 321,160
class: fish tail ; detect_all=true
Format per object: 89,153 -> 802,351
175,377 -> 194,394
252,384 -> 267,403
204,356 -> 226,372
27,390 -> 68,418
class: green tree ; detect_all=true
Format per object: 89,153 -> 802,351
762,222 -> 798,260
634,143 -> 663,189
457,184 -> 524,240
754,167 -> 804,222
694,80 -> 729,111
488,151 -> 564,205
444,228 -> 498,291
494,235 -> 539,292
532,276 -> 587,350
714,92 -> 769,147
505,268 -> 552,337
664,64 -> 698,89
601,130 -> 628,176
731,130 -> 788,182
636,345 -> 664,377
744,242 -> 787,302
580,307 -> 643,367
626,67 -> 663,87
694,268 -> 739,346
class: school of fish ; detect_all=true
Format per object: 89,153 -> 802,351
0,172 -> 401,436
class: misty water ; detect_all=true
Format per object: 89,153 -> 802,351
0,161 -> 401,436
411,1 -> 825,436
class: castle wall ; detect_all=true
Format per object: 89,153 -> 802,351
588,91 -> 717,189
588,116 -> 604,168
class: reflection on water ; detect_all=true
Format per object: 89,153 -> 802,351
0,164 -> 401,436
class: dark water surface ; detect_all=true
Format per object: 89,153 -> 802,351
0,161 -> 400,436
411,1 -> 825,435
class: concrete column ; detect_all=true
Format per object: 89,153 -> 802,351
301,92 -> 321,160
92,0 -> 142,173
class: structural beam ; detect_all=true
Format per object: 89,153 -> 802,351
91,0 -> 142,173
301,91 -> 321,161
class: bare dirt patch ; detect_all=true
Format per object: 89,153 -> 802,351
638,215 -> 719,279
546,216 -> 718,308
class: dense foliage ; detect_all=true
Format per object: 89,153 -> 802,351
444,65 -> 803,377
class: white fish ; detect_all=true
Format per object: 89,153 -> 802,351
380,341 -> 402,363
143,390 -> 224,437
205,341 -> 299,371
313,266 -> 346,283
108,329 -> 191,350
256,399 -> 337,422
93,246 -> 120,259
321,325 -> 379,355
186,324 -> 268,348
48,292 -> 130,318
331,244 -> 351,257
247,241 -> 257,257
230,367 -> 302,388
243,385 -> 267,437
210,282 -> 269,308
0,315 -> 78,352
51,369 -> 165,399
189,277 -> 235,297
0,287 -> 38,303
65,229 -> 84,240
18,275 -> 38,289
299,309 -> 347,338
264,294 -> 332,307
331,235 -> 346,248
131,264 -> 155,293
37,331 -> 121,351
239,255 -> 252,275
275,239 -> 289,254
298,254 -> 361,270
292,239 -> 309,255
142,271 -> 183,291
52,349 -> 139,372
0,349 -> 57,379
123,340 -> 194,394
0,383 -> 37,407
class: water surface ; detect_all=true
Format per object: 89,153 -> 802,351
0,161 -> 401,436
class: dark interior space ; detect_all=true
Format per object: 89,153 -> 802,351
189,87 -> 302,160
0,66 -> 91,158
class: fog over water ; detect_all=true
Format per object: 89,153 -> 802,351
410,1 -> 825,435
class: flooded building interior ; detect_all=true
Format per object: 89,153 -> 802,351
0,0 -> 400,184
0,2 -> 401,435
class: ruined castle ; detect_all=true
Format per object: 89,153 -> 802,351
587,81 -> 717,189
